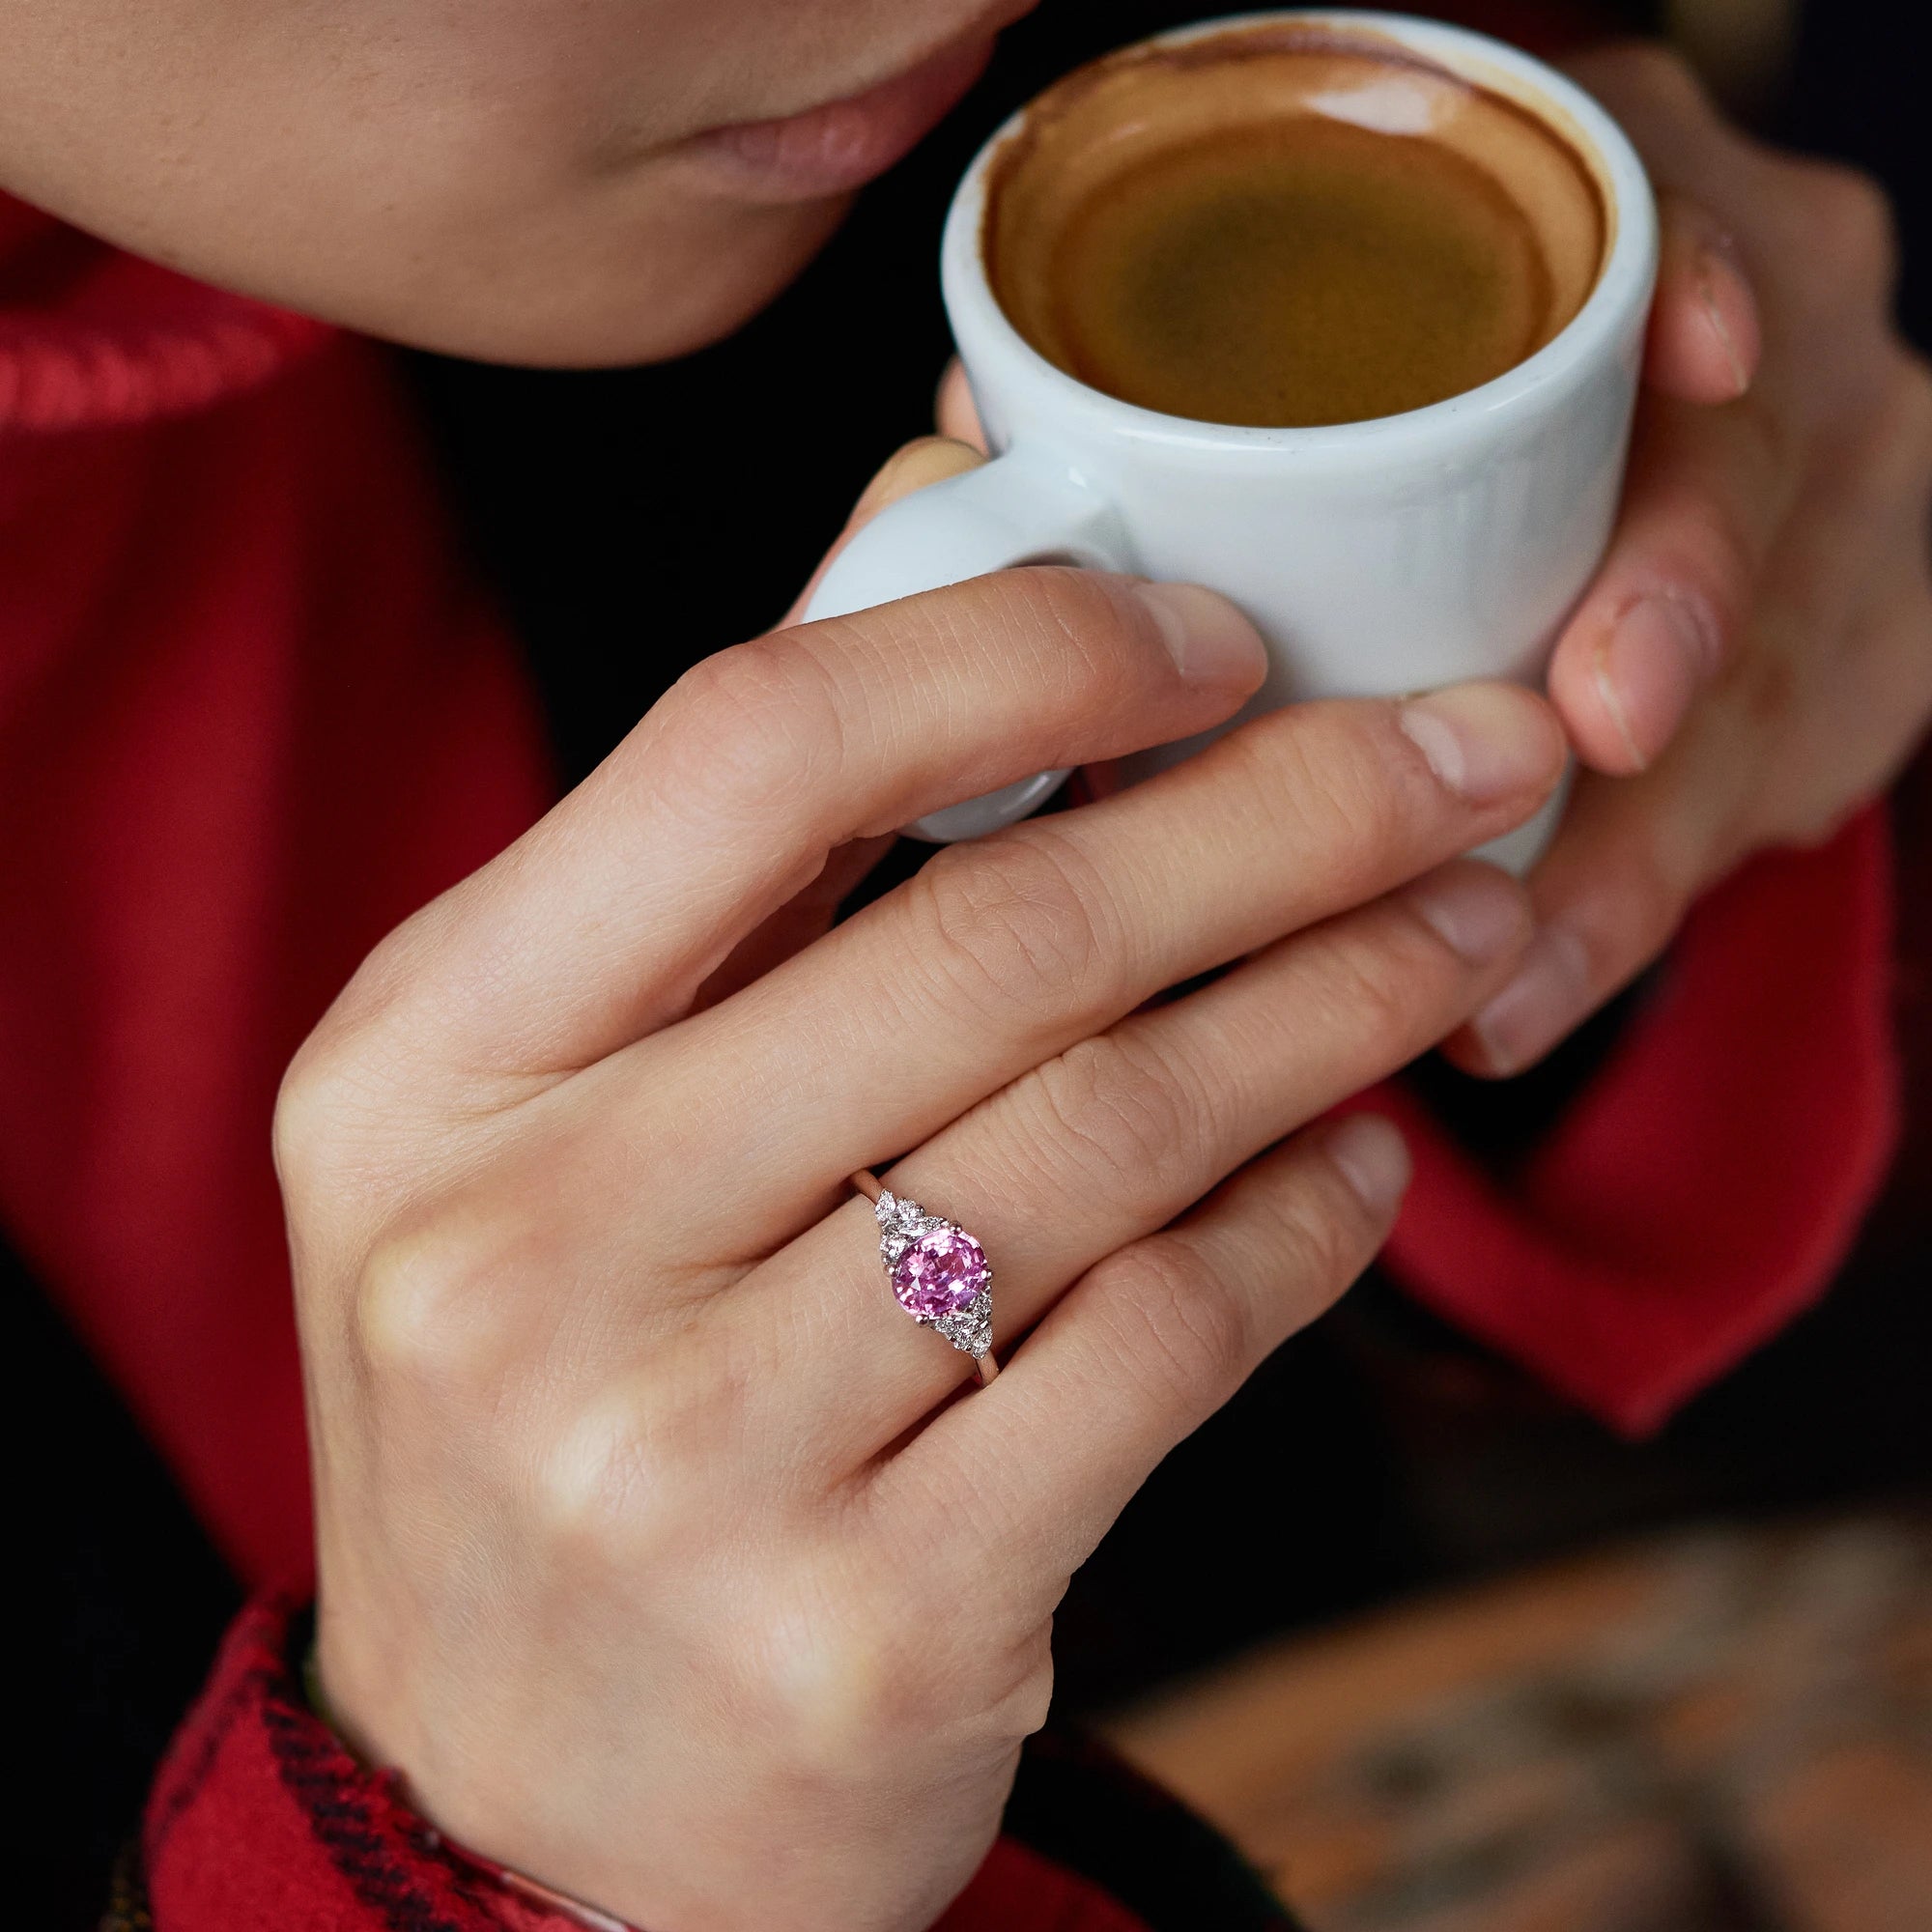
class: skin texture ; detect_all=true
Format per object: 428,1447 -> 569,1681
288,479 -> 1568,1926
0,0 -> 1032,363
1,7 -> 1918,1927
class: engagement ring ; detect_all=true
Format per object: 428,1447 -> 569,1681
850,1170 -> 999,1384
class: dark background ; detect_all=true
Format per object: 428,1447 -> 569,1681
24,1 -> 1932,1922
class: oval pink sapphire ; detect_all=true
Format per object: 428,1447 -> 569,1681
890,1226 -> 990,1321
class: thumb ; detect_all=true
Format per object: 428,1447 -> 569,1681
777,436 -> 987,631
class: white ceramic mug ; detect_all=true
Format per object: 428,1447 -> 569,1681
804,10 -> 1659,867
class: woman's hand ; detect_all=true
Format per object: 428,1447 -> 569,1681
936,46 -> 1932,1082
1446,46 -> 1932,1072
285,458 -> 1565,1932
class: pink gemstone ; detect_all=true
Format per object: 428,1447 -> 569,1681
890,1226 -> 990,1321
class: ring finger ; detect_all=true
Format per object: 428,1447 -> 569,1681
736,856 -> 1531,1471
882,1110 -> 1410,1614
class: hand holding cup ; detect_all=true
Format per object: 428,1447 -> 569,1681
1449,45 -> 1932,1073
292,433 -> 1564,1929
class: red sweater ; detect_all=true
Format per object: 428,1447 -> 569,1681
0,192 -> 1899,1931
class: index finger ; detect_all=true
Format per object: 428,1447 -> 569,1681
331,565 -> 1267,1086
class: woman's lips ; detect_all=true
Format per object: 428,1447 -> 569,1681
684,30 -> 999,203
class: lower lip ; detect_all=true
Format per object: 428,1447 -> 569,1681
684,32 -> 997,203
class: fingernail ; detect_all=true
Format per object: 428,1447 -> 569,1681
1404,864 -> 1533,965
853,437 -> 981,517
1134,582 -> 1268,686
1467,923 -> 1594,1073
1593,591 -> 1721,771
1695,235 -> 1752,398
1698,279 -> 1750,398
1325,1113 -> 1412,1216
1398,684 -> 1560,805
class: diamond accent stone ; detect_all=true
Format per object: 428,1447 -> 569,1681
875,1191 -> 921,1262
932,1290 -> 994,1358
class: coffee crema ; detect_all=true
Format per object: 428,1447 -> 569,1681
984,27 -> 1608,428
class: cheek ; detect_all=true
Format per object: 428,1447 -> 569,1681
74,99 -> 841,366
277,37 -> 857,363
0,0 -> 862,366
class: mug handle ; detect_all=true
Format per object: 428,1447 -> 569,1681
802,445 -> 1131,841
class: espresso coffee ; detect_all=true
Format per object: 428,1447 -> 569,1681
985,28 -> 1607,428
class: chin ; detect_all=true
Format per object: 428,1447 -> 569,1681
370,193 -> 855,370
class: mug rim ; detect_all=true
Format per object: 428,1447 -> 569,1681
943,8 -> 1659,458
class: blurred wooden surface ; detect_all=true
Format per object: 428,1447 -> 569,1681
1100,1514 -> 1932,1931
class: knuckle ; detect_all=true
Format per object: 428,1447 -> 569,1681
353,1213 -> 514,1399
273,1024 -> 441,1228
1310,920 -> 1432,1054
272,1041 -> 342,1196
272,1021 -> 393,1203
537,1392 -> 659,1557
906,827 -> 1119,1017
656,636 -> 845,826
835,567 -> 1155,731
1026,1030 -> 1205,1201
537,1336 -> 749,1561
744,1573 -> 959,1759
1096,1239 -> 1253,1400
1236,703 -> 1413,877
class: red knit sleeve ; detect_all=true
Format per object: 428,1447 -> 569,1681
142,1599 -> 1158,1932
